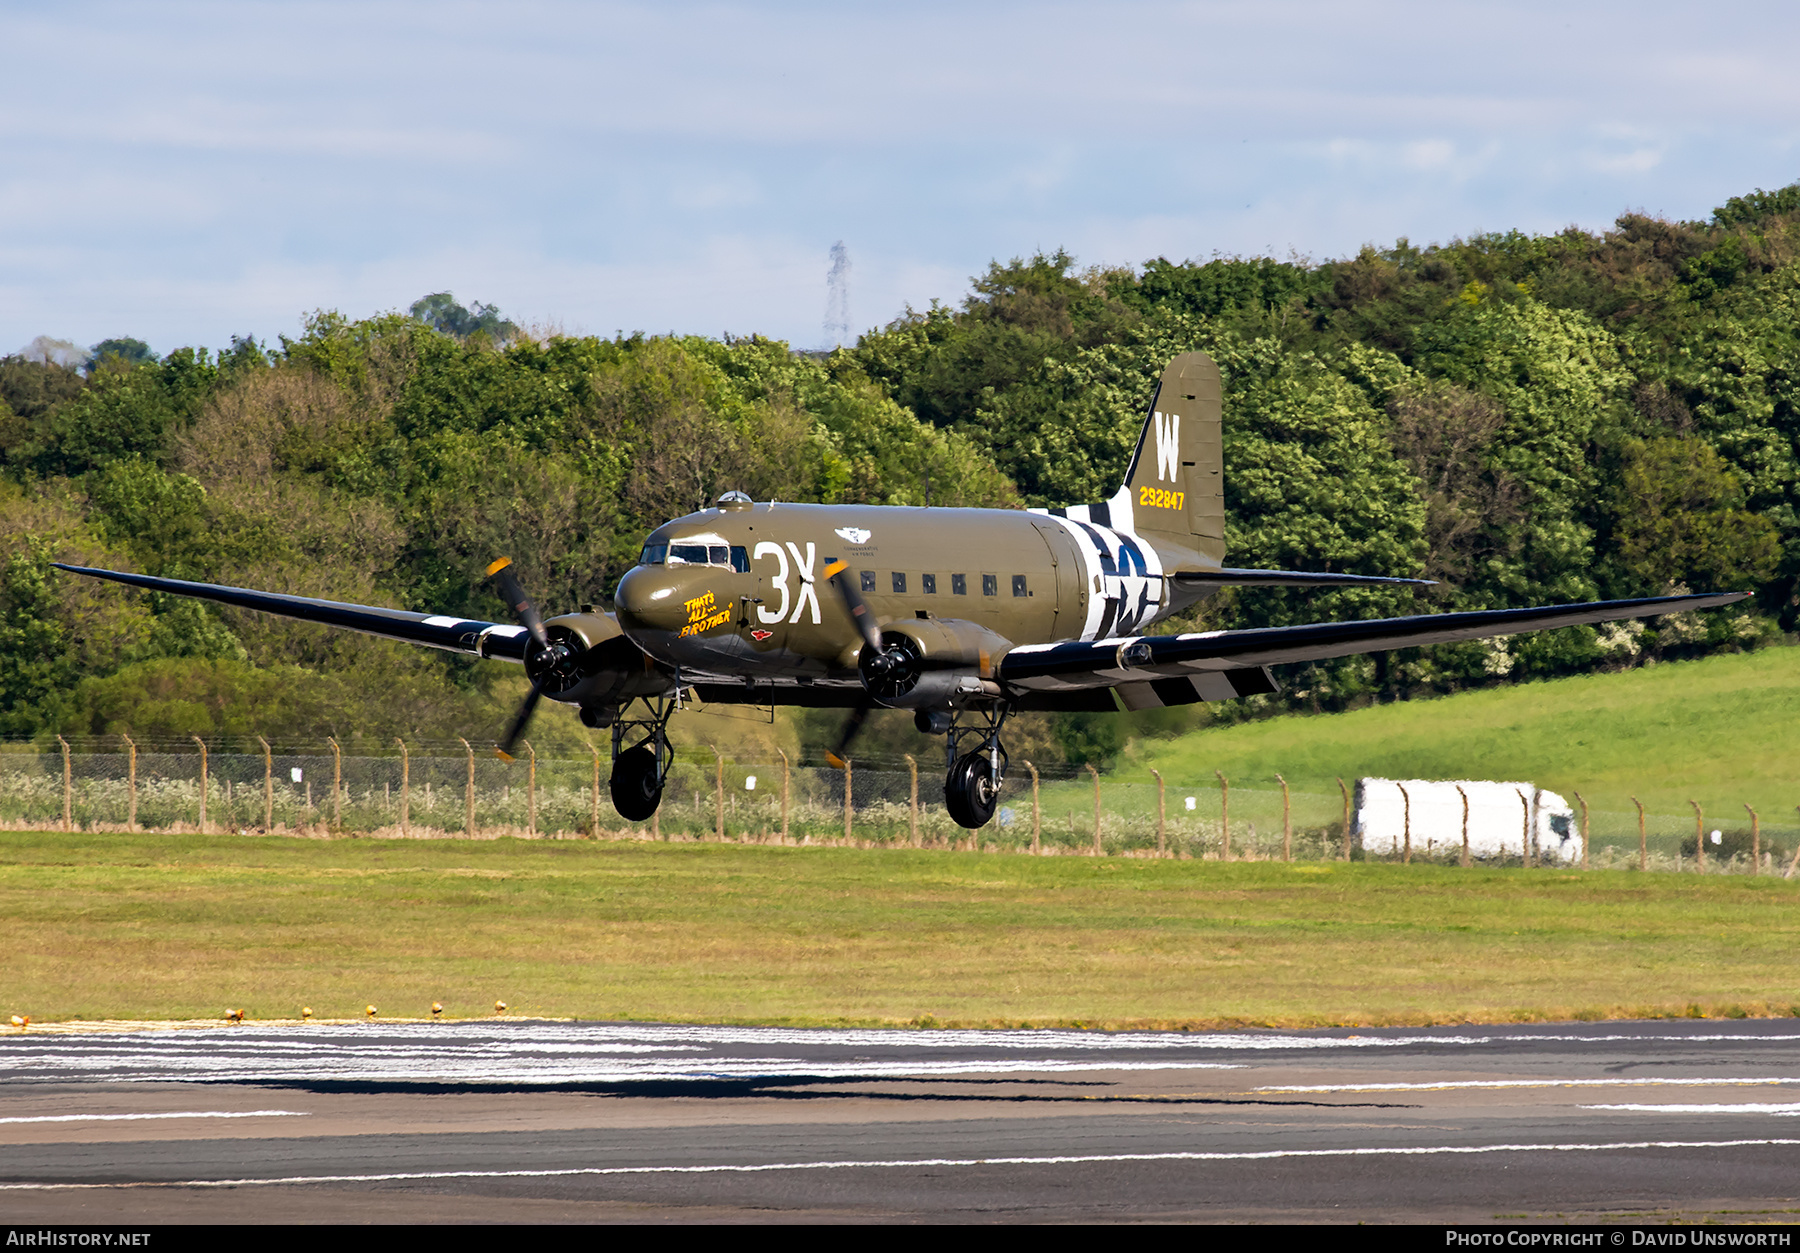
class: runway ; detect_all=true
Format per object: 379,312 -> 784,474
4,1018 -> 1800,1222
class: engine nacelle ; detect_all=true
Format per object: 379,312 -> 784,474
534,611 -> 668,707
859,618 -> 1012,710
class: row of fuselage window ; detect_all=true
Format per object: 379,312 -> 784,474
861,570 -> 1029,598
638,545 -> 1029,597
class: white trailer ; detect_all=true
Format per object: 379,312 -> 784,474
1354,778 -> 1579,863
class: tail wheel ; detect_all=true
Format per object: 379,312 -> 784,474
610,745 -> 664,822
944,750 -> 1000,830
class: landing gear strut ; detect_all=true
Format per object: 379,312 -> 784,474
941,705 -> 1011,830
609,694 -> 677,821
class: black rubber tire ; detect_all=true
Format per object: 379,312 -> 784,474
944,750 -> 1000,830
610,746 -> 664,822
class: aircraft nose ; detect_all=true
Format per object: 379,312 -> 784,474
614,565 -> 687,631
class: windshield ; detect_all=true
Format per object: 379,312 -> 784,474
640,542 -> 749,572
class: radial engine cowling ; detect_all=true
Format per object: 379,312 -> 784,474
858,618 -> 1012,709
530,611 -> 661,706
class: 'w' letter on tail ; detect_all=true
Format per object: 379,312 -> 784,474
1154,411 -> 1181,482
1123,352 -> 1224,566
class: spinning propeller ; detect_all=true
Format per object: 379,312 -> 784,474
821,559 -> 889,770
486,557 -> 570,761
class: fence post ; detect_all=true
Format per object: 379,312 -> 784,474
123,734 -> 137,830
1276,772 -> 1291,862
1455,784 -> 1470,868
1151,768 -> 1165,858
1688,799 -> 1704,873
711,746 -> 724,841
458,738 -> 476,837
525,740 -> 537,837
589,741 -> 601,839
842,757 -> 853,843
1532,788 -> 1544,866
1787,808 -> 1800,879
192,736 -> 209,833
1631,795 -> 1646,871
1338,776 -> 1350,861
327,737 -> 342,833
396,739 -> 410,837
1026,761 -> 1041,854
257,736 -> 272,833
1745,803 -> 1759,874
1515,787 -> 1533,867
56,735 -> 70,832
1216,770 -> 1230,861
1574,790 -> 1589,870
1399,783 -> 1412,864
777,749 -> 790,842
1087,763 -> 1102,856
903,754 -> 919,847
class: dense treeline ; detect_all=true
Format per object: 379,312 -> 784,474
4,182 -> 1797,762
0,309 -> 1009,753
850,188 -> 1798,719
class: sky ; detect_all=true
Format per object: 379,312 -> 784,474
3,0 -> 1798,357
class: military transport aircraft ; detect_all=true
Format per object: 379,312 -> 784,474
56,352 -> 1745,829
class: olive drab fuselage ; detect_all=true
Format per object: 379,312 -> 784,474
612,500 -> 1209,686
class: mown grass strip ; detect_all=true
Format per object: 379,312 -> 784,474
2,831 -> 1796,1030
1138,647 -> 1800,826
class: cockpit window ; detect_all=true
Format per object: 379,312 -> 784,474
651,541 -> 747,571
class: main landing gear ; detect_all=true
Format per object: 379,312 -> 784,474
929,705 -> 1011,830
607,695 -> 677,821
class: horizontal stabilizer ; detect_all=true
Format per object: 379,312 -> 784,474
1173,568 -> 1435,589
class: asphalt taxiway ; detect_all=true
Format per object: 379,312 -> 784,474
4,1018 -> 1800,1222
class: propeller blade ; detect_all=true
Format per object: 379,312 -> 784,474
822,559 -> 884,659
486,557 -> 549,651
823,702 -> 871,771
495,680 -> 543,762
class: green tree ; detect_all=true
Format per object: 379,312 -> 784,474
1612,437 -> 1780,592
87,337 -> 157,371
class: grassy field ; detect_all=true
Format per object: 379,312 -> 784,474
3,831 -> 1797,1029
1130,647 -> 1800,836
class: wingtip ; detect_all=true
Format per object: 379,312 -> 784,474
824,751 -> 847,770
494,749 -> 514,763
485,557 -> 512,577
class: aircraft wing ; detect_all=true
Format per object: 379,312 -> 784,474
52,563 -> 534,661
999,592 -> 1747,707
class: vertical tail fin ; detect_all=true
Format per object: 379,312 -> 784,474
1122,352 -> 1224,567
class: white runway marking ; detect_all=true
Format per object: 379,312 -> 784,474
5,1138 -> 1799,1191
0,1110 -> 307,1125
1257,1077 -> 1800,1093
1583,1103 -> 1800,1116
8,1022 -> 1799,1086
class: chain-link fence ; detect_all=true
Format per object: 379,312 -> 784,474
4,739 -> 1797,874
